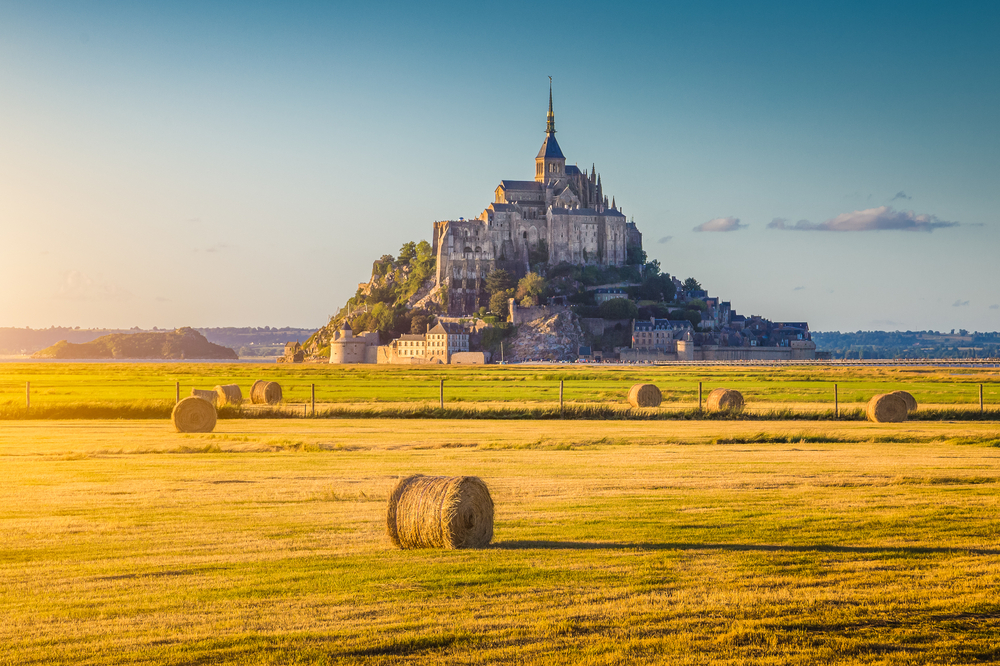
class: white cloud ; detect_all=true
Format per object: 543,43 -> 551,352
693,216 -> 745,232
767,206 -> 958,232
54,271 -> 133,302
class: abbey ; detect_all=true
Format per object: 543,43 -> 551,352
433,84 -> 644,314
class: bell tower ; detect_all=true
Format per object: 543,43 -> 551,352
535,78 -> 566,183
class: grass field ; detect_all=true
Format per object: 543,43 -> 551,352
3,418 -> 1000,664
1,363 -> 997,418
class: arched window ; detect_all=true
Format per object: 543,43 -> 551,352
523,231 -> 527,239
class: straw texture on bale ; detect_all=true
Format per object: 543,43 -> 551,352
172,396 -> 217,433
866,393 -> 908,423
386,475 -> 494,550
190,388 -> 218,405
889,390 -> 918,413
214,384 -> 243,406
251,380 -> 282,405
706,388 -> 745,412
627,383 -> 662,408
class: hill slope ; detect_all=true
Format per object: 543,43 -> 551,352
31,328 -> 238,360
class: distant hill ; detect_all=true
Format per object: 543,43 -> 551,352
31,328 -> 238,360
812,330 -> 1000,359
0,326 -> 315,356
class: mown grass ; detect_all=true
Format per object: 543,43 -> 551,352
6,397 -> 1000,422
1,362 -> 997,411
2,419 -> 1000,664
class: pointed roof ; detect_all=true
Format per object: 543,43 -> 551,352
537,134 -> 564,159
537,78 -> 565,160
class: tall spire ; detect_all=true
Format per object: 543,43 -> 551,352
546,76 -> 556,135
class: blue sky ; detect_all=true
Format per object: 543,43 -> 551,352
1,1 -> 998,331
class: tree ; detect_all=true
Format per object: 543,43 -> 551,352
683,277 -> 702,292
415,240 -> 433,261
639,273 -> 675,302
490,288 -> 515,319
397,242 -> 417,266
599,297 -> 638,320
410,310 -> 432,334
485,269 -> 516,295
626,246 -> 647,265
516,272 -> 546,302
687,298 -> 707,312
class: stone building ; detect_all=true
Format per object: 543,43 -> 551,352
328,322 -> 379,364
377,322 -> 470,364
433,83 -> 643,314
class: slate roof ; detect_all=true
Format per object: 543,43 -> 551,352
536,134 -> 565,159
489,203 -> 519,212
566,165 -> 582,175
499,180 -> 544,191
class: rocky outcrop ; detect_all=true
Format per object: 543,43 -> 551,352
505,308 -> 582,362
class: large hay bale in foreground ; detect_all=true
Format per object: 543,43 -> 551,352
214,384 -> 243,406
889,390 -> 918,413
251,380 -> 282,405
627,383 -> 662,408
867,393 -> 908,423
190,388 -> 218,405
706,388 -> 744,413
172,396 -> 217,433
387,475 -> 494,550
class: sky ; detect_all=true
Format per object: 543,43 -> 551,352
1,1 -> 998,332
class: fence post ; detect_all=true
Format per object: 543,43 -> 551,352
440,379 -> 444,410
698,381 -> 703,412
981,384 -> 984,413
560,379 -> 564,416
835,383 -> 839,418
311,383 -> 316,416
175,381 -> 180,405
26,381 -> 30,411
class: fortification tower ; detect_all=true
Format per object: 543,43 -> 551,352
535,78 -> 566,183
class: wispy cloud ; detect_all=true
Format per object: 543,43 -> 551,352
767,206 -> 958,232
194,243 -> 231,253
54,271 -> 132,301
953,299 -> 970,307
793,286 -> 805,291
990,304 -> 999,310
891,191 -> 912,201
693,216 -> 745,232
658,236 -> 673,243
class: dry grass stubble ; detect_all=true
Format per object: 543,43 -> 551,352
1,419 -> 1000,663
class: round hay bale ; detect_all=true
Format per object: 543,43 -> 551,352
214,384 -> 243,406
627,383 -> 662,408
172,396 -> 217,433
251,380 -> 282,405
706,388 -> 744,413
190,388 -> 218,406
889,390 -> 918,413
866,393 -> 908,423
386,475 -> 494,550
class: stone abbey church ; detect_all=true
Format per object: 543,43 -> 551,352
433,85 -> 644,314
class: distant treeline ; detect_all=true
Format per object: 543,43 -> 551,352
813,330 -> 1000,359
0,327 -> 317,356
